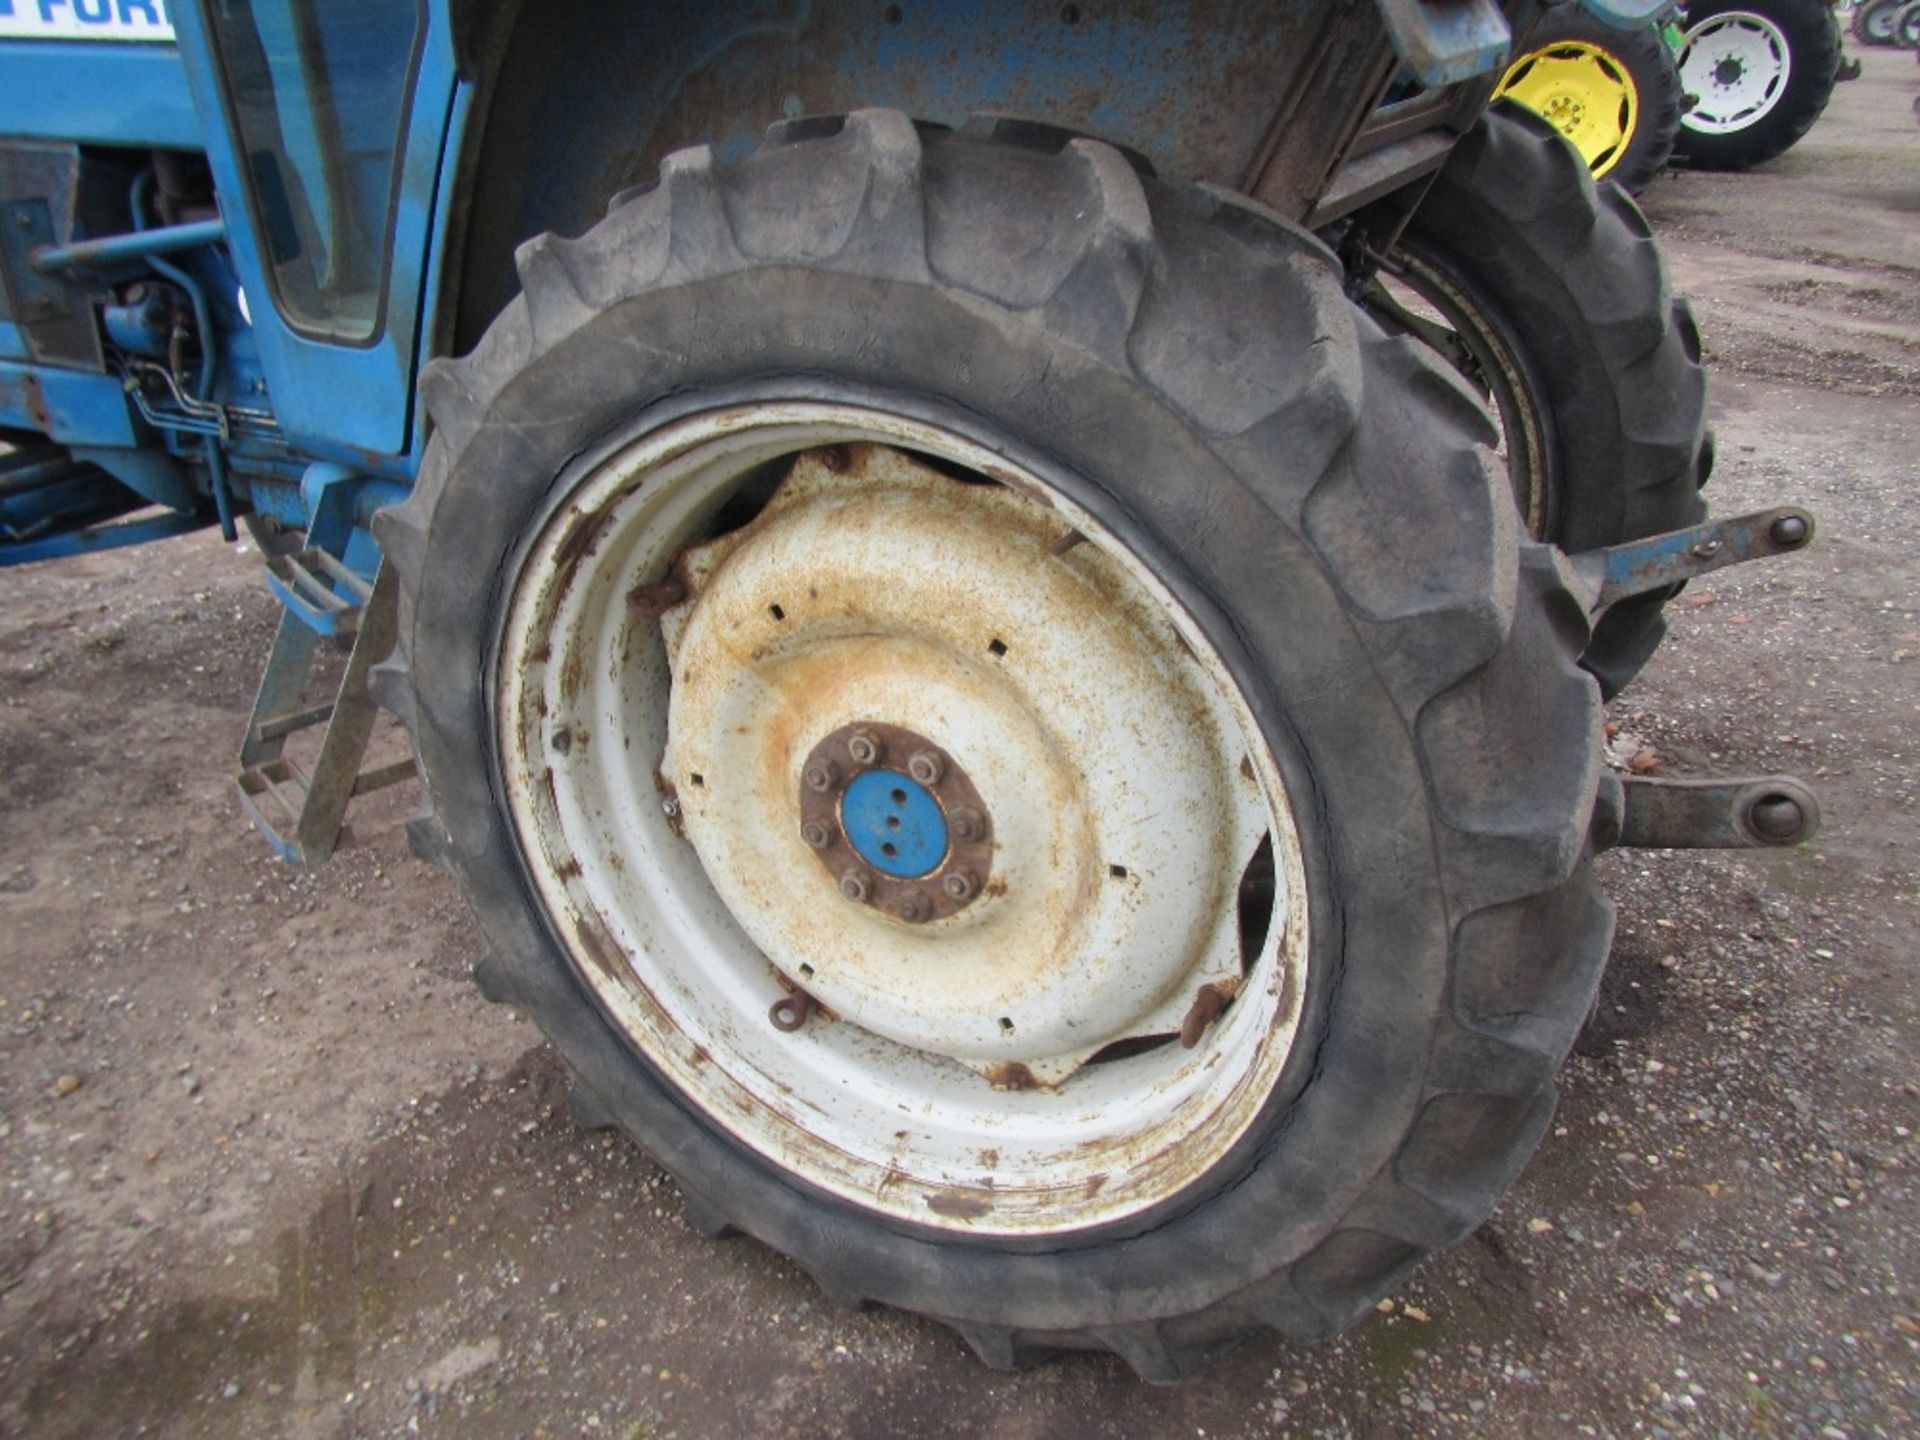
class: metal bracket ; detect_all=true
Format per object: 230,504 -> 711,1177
1374,0 -> 1512,87
235,561 -> 415,864
1570,507 -> 1815,611
0,196 -> 105,369
1616,775 -> 1821,850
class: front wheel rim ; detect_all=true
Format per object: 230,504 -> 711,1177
1680,14 -> 1793,133
1495,40 -> 1642,177
494,402 -> 1311,1237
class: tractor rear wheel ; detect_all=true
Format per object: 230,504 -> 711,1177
1676,0 -> 1843,170
1494,7 -> 1683,192
377,112 -> 1611,1377
1364,104 -> 1710,697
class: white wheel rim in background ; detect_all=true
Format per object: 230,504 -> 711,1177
1681,13 -> 1793,133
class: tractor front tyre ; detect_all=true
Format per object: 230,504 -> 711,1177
1494,8 -> 1683,192
375,112 -> 1613,1378
1676,0 -> 1843,170
1369,104 -> 1709,698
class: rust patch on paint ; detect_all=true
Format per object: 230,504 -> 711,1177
574,908 -> 627,987
925,1191 -> 993,1220
984,1062 -> 1040,1092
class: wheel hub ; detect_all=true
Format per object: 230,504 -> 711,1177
798,721 -> 992,920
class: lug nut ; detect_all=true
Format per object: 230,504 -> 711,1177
949,809 -> 984,843
1748,795 -> 1806,842
907,750 -> 945,786
1770,514 -> 1809,547
838,869 -> 872,903
895,889 -> 930,923
942,871 -> 976,902
804,759 -> 839,793
847,730 -> 882,766
800,820 -> 832,850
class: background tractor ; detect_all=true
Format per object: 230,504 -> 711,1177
1494,0 -> 1845,189
0,0 -> 1820,1377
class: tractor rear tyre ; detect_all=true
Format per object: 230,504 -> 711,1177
375,112 -> 1612,1378
1494,7 -> 1683,192
1369,104 -> 1709,698
1676,0 -> 1843,169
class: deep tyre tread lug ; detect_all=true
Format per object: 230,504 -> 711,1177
370,503 -> 429,595
1090,1323 -> 1188,1385
471,951 -> 520,1007
404,810 -> 452,869
676,1187 -> 736,1240
950,1322 -> 1021,1372
515,235 -> 597,355
566,1079 -> 619,1133
367,648 -> 416,728
1289,1228 -> 1425,1335
659,146 -> 743,280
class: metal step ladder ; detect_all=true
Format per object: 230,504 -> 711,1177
235,548 -> 414,863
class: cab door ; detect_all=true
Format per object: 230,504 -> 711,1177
169,0 -> 461,464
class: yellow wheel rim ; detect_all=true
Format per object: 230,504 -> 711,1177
1494,40 -> 1640,179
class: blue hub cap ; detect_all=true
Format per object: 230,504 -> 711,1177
841,770 -> 948,878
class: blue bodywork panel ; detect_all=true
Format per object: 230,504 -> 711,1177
162,1 -> 462,462
0,360 -> 139,444
1376,0 -> 1513,86
0,38 -> 201,148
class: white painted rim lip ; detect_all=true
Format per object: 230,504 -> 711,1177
1681,14 -> 1793,133
494,402 -> 1312,1236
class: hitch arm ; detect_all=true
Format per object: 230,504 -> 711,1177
1569,506 -> 1815,610
1614,775 -> 1821,850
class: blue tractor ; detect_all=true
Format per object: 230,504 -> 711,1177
0,0 -> 1819,1376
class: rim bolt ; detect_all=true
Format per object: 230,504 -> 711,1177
896,890 -> 930,923
942,871 -> 976,902
804,759 -> 839,793
907,750 -> 944,786
800,820 -> 832,850
949,809 -> 983,843
847,730 -> 882,766
838,869 -> 872,903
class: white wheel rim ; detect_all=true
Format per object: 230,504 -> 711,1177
495,404 -> 1311,1235
1680,13 -> 1793,133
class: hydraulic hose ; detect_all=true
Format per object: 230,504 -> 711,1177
131,171 -> 236,541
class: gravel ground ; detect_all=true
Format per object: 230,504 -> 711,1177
1,45 -> 1915,1440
